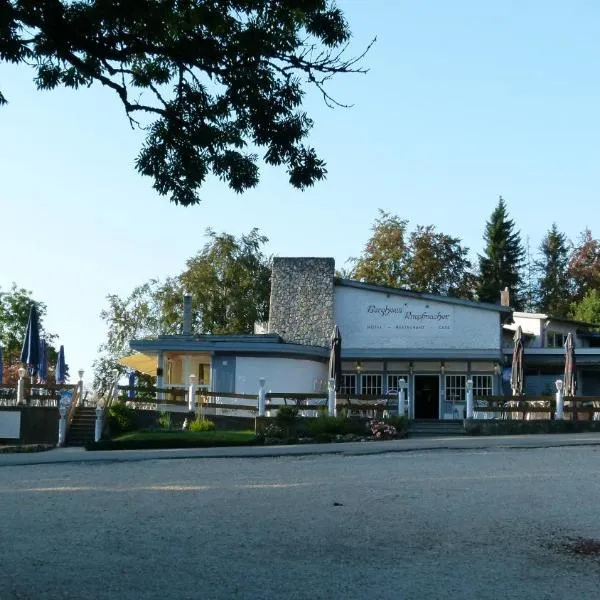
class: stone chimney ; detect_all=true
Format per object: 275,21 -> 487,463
500,287 -> 510,307
268,257 -> 335,347
182,293 -> 192,335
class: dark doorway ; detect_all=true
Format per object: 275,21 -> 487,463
414,375 -> 440,419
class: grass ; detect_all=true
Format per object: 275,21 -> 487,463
85,429 -> 259,451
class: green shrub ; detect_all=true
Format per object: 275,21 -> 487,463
108,402 -> 136,434
157,411 -> 172,430
274,405 -> 299,437
384,416 -> 408,433
306,415 -> 364,437
188,418 -> 216,432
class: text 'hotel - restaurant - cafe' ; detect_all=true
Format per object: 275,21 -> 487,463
122,258 -> 600,420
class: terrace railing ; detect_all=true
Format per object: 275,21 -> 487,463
473,395 -> 600,420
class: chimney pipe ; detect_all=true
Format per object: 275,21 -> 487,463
183,293 -> 192,335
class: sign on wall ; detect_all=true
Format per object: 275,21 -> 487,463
364,301 -> 454,335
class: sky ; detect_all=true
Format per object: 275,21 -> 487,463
2,1 -> 600,386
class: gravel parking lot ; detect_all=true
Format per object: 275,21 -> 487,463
2,444 -> 600,599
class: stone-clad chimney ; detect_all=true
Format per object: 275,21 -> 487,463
183,293 -> 192,335
268,258 -> 335,347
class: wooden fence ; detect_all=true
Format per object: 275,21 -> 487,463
474,395 -> 600,420
0,383 -> 78,407
116,385 -> 398,416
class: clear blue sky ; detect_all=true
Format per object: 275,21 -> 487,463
1,0 -> 599,385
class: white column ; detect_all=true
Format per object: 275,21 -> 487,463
183,355 -> 191,387
466,379 -> 474,419
58,405 -> 67,447
398,378 -> 407,416
328,378 -> 337,417
77,369 -> 84,406
17,367 -> 26,405
94,405 -> 103,442
258,378 -> 266,417
188,374 -> 197,413
555,379 -> 565,420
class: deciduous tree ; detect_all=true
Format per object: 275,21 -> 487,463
2,1 -> 370,205
94,228 -> 271,390
568,229 -> 600,302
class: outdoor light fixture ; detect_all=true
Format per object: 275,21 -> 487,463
78,369 -> 84,381
494,362 -> 501,375
355,361 -> 362,372
440,361 -> 445,375
18,367 -> 26,379
409,362 -> 414,375
555,379 -> 564,392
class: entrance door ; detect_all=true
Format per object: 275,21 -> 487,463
414,375 -> 440,419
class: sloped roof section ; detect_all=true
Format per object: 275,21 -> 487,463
335,278 -> 512,314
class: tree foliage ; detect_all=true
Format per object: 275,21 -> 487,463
94,228 -> 271,391
350,210 -> 408,288
0,283 -> 58,382
2,1 -> 370,205
349,210 -> 474,297
570,289 -> 600,325
477,196 -> 525,308
567,229 -> 600,302
535,223 -> 571,317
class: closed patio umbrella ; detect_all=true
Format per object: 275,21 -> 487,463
128,370 -> 136,399
328,325 -> 342,392
37,339 -> 48,384
20,305 -> 41,381
510,326 -> 524,396
55,345 -> 66,385
563,332 -> 577,418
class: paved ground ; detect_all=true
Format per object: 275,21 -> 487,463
2,437 -> 600,599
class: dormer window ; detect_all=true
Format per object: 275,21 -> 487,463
547,331 -> 565,348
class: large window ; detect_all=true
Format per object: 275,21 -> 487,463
339,374 -> 357,395
547,331 -> 565,348
361,374 -> 382,396
387,374 -> 409,394
472,375 -> 493,397
445,375 -> 466,402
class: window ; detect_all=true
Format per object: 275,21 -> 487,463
361,374 -> 382,396
339,374 -> 357,395
387,374 -> 409,394
547,331 -> 565,348
445,375 -> 466,402
472,375 -> 493,397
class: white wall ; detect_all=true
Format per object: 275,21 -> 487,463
235,357 -> 328,394
334,286 -> 500,350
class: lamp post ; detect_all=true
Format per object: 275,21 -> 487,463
77,369 -> 84,406
398,378 -> 407,417
17,367 -> 27,405
555,379 -> 564,420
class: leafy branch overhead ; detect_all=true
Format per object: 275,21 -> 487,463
2,1 -> 371,205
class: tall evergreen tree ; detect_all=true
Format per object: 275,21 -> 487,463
535,223 -> 571,317
477,197 -> 525,308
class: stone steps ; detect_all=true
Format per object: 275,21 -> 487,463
66,408 -> 96,446
408,419 -> 465,438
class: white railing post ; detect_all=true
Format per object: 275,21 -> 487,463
466,379 -> 474,419
77,369 -> 84,406
58,404 -> 68,447
258,378 -> 266,417
94,405 -> 103,442
328,378 -> 337,417
188,374 -> 197,413
555,379 -> 565,420
17,367 -> 26,405
397,378 -> 407,416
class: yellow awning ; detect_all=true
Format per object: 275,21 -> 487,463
119,353 -> 158,376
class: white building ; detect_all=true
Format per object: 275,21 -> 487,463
124,257 -> 600,420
